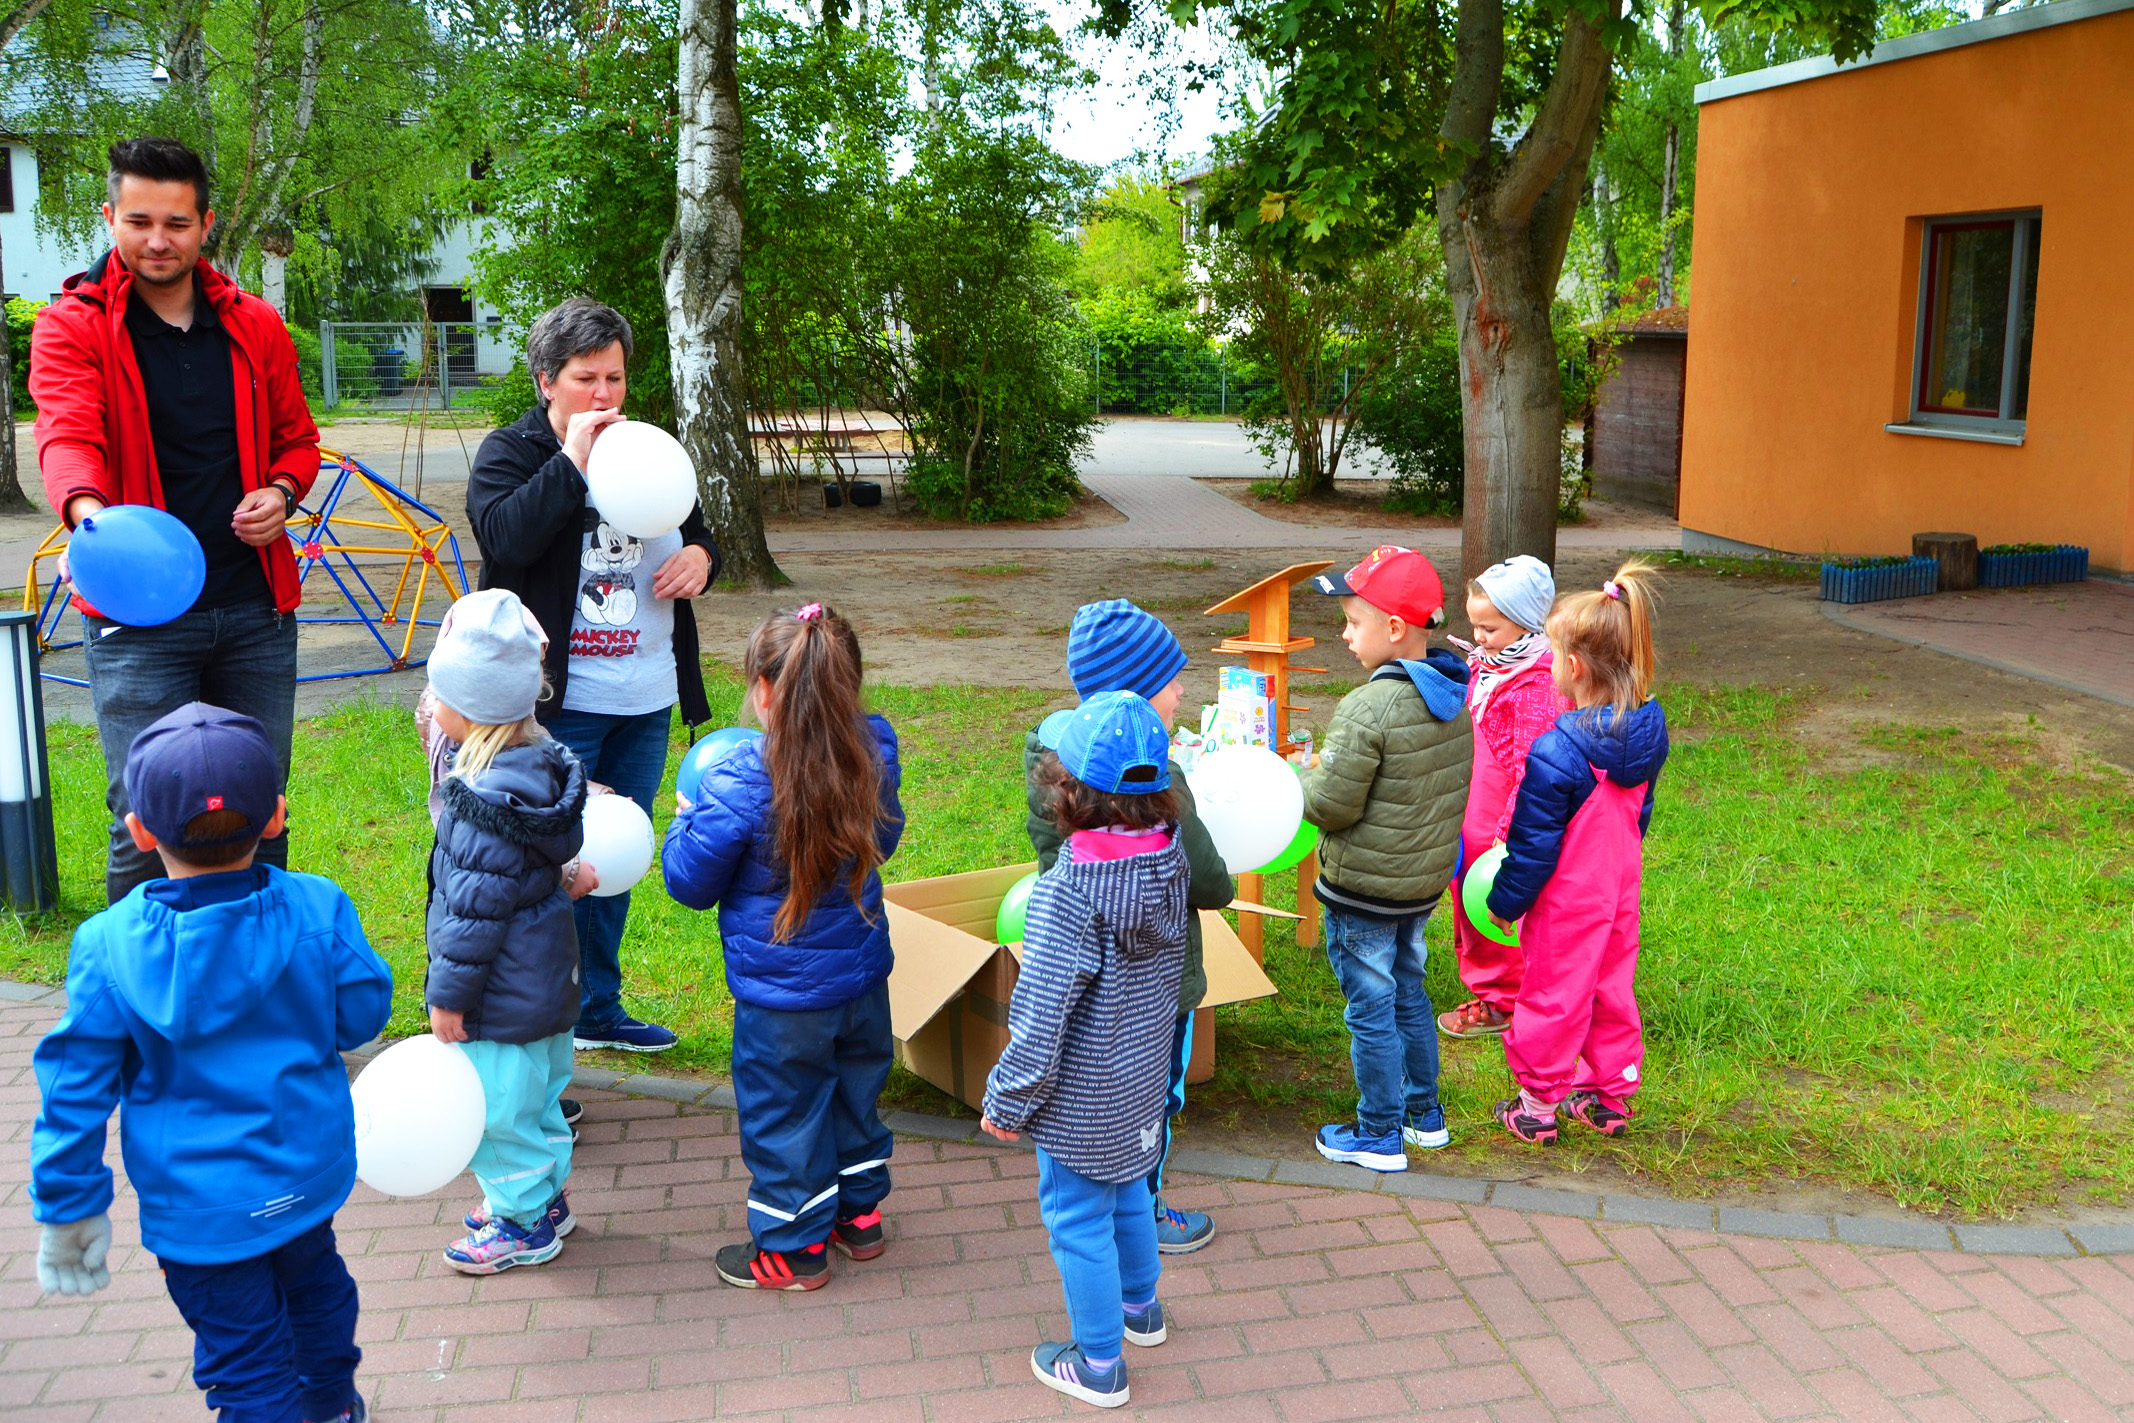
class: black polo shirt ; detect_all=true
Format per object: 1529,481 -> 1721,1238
124,276 -> 270,610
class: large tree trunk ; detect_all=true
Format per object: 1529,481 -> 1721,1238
664,0 -> 780,587
1438,0 -> 1617,582
0,263 -> 28,515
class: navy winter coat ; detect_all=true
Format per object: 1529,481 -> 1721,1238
425,739 -> 588,1043
662,715 -> 905,1012
1487,699 -> 1669,923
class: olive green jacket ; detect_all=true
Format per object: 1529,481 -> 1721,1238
1300,654 -> 1473,918
1023,727 -> 1234,1011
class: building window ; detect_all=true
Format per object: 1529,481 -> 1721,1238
1913,212 -> 2040,426
0,148 -> 13,213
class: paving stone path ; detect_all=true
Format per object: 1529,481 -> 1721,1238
5,998 -> 2132,1422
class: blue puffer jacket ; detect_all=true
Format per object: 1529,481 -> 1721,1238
1487,699 -> 1669,922
662,714 -> 905,1012
425,739 -> 587,1043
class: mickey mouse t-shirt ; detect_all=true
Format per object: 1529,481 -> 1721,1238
563,506 -> 684,716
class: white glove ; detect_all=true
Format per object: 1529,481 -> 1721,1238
37,1216 -> 112,1297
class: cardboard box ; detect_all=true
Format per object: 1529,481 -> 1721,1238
884,862 -> 1280,1108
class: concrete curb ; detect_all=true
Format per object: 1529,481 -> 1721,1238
12,983 -> 2116,1257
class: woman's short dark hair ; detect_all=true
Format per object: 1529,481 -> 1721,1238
525,298 -> 633,389
1034,749 -> 1179,834
107,137 -> 210,217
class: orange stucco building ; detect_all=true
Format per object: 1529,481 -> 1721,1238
1678,0 -> 2134,571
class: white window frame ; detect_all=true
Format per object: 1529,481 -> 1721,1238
1901,209 -> 2040,438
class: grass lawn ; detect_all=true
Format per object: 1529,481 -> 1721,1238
4,670 -> 2129,1218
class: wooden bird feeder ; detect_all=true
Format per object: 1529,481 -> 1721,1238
1204,561 -> 1332,954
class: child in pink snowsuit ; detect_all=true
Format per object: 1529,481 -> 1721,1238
1483,560 -> 1669,1145
1441,555 -> 1571,1041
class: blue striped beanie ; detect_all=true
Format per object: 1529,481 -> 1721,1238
1066,599 -> 1189,701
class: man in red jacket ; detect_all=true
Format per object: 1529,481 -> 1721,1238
32,137 -> 321,904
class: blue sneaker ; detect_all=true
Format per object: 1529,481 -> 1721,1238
1032,1341 -> 1128,1408
1153,1199 -> 1214,1255
1315,1122 -> 1408,1172
1123,1300 -> 1167,1347
443,1213 -> 562,1275
573,1017 -> 678,1053
1403,1107 -> 1451,1150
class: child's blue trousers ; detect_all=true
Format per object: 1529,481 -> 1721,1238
158,1220 -> 360,1423
732,981 -> 895,1253
1036,1147 -> 1161,1360
462,1032 -> 575,1227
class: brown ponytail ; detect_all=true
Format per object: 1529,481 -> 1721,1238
743,603 -> 887,941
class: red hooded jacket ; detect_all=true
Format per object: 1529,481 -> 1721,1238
31,252 -> 321,615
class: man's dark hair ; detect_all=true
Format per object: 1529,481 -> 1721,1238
107,137 -> 211,217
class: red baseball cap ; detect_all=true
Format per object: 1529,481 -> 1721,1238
1312,546 -> 1447,628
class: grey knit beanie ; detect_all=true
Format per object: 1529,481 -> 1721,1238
428,588 -> 547,725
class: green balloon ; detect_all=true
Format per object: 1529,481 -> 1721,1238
1462,843 -> 1520,947
996,870 -> 1040,944
1253,818 -> 1319,875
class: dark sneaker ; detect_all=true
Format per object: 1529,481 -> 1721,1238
716,1240 -> 830,1290
1315,1122 -> 1408,1172
573,1017 -> 678,1053
305,1395 -> 368,1423
1494,1097 -> 1559,1146
1031,1341 -> 1128,1408
1153,1200 -> 1214,1255
1402,1106 -> 1451,1150
1437,999 -> 1511,1039
1123,1300 -> 1167,1347
444,1214 -> 562,1274
560,1098 -> 584,1126
1564,1090 -> 1630,1137
831,1209 -> 886,1261
464,1190 -> 574,1240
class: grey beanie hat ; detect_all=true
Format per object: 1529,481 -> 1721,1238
428,588 -> 547,725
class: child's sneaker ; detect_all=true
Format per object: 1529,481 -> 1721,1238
715,1240 -> 830,1290
1123,1300 -> 1167,1347
1402,1107 -> 1451,1150
1031,1341 -> 1128,1408
1314,1123 -> 1408,1172
304,1395 -> 368,1423
1494,1097 -> 1559,1146
831,1209 -> 886,1260
1438,999 -> 1511,1039
463,1190 -> 574,1239
572,1016 -> 678,1053
443,1214 -> 562,1274
1153,1200 -> 1214,1254
1563,1090 -> 1631,1137
560,1098 -> 584,1125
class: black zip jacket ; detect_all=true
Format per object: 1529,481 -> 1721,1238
467,407 -> 720,727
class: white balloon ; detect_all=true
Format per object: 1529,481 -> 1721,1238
580,792 -> 655,897
351,1035 -> 486,1198
584,421 -> 698,538
1185,745 -> 1306,877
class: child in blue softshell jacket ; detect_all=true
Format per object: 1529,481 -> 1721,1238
984,690 -> 1193,1411
31,703 -> 393,1423
663,601 -> 905,1291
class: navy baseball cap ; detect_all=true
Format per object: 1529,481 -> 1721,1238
1038,690 -> 1172,795
124,703 -> 280,848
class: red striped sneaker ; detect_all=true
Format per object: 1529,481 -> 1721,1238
715,1240 -> 830,1290
831,1210 -> 886,1260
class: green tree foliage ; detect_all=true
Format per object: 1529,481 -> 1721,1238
1074,173 -> 1189,301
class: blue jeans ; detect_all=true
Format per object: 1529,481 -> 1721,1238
83,602 -> 298,904
463,1033 -> 575,1227
1323,906 -> 1441,1136
1036,1148 -> 1160,1360
731,982 -> 895,1253
547,706 -> 672,1031
159,1220 -> 360,1423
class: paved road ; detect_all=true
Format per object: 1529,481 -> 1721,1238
3,995 -> 2129,1423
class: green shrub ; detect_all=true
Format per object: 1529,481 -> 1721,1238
287,325 -> 378,406
479,363 -> 538,427
1082,289 -> 1224,415
9,297 -> 46,414
1354,325 -> 1463,516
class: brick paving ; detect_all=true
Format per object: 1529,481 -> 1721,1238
6,995 -> 2134,1422
1826,579 -> 2134,708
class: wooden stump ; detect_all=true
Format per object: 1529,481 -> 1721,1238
1913,532 -> 1979,592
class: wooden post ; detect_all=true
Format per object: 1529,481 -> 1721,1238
1913,532 -> 1978,592
1235,872 -> 1264,959
1295,852 -> 1320,948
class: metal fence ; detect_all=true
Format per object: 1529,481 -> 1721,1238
317,321 -> 516,413
1089,345 -> 1286,418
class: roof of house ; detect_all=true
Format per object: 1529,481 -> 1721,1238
1696,0 -> 2134,105
1624,305 -> 1689,335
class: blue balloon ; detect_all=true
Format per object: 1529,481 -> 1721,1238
677,726 -> 763,802
67,506 -> 206,627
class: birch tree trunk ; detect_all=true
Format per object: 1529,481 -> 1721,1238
1655,0 -> 1687,308
664,0 -> 779,587
1436,0 -> 1618,582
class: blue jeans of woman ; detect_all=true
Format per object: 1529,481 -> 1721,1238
1035,1147 -> 1160,1360
547,706 -> 671,1032
1322,905 -> 1441,1136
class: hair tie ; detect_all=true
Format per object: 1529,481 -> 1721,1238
1602,580 -> 1623,601
796,602 -> 824,622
